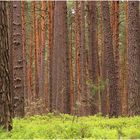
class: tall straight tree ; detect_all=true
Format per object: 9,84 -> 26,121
52,1 -> 70,113
0,1 -> 12,131
101,1 -> 120,117
21,1 -> 28,105
99,2 -> 109,116
74,1 -> 80,115
48,1 -> 54,112
40,1 -> 47,102
122,2 -> 128,115
68,15 -> 74,114
79,1 -> 87,115
63,2 -> 71,114
34,1 -> 39,99
11,1 -> 24,117
87,1 -> 99,115
111,1 -> 121,114
127,1 -> 140,116
114,1 -> 121,115
28,2 -> 34,102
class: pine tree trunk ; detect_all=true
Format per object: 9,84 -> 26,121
52,2 -> 59,112
111,1 -> 121,115
63,3 -> 71,114
79,1 -> 87,116
33,2 -> 39,99
28,2 -> 34,102
48,1 -> 54,112
12,1 -> 24,117
21,1 -> 28,106
40,1 -> 47,104
121,2 -> 128,115
52,2 -> 70,113
127,1 -> 140,116
101,1 -> 120,117
69,20 -> 74,114
0,1 -> 13,131
99,2 -> 109,116
75,2 -> 81,115
87,1 -> 99,115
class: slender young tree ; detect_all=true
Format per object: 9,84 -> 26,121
0,1 -> 13,131
79,1 -> 87,115
69,18 -> 74,114
127,1 -> 140,116
48,1 -> 54,112
40,1 -> 47,102
34,1 -> 39,99
121,2 -> 128,115
21,1 -> 28,105
28,3 -> 33,102
74,1 -> 81,115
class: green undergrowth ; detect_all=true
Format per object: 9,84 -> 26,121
0,113 -> 140,139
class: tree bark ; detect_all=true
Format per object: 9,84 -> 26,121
111,1 -> 121,115
0,1 -> 13,131
52,2 -> 70,113
48,1 -> 54,112
87,1 -> 99,115
101,1 -> 120,117
40,1 -> 47,104
75,2 -> 81,115
33,2 -> 39,99
12,1 -> 24,117
21,1 -> 28,106
127,1 -> 140,116
99,2 -> 108,116
121,2 -> 128,115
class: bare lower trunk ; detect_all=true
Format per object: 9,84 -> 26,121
12,1 -> 24,117
127,2 -> 140,116
0,1 -> 13,131
101,1 -> 120,117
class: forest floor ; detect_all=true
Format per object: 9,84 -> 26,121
0,113 -> 140,139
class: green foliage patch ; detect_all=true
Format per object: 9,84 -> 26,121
0,114 -> 140,139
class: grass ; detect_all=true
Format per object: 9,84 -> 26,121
0,113 -> 140,139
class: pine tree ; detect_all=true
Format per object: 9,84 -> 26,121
127,1 -> 140,116
52,1 -> 70,113
48,1 -> 54,112
11,1 -> 24,117
0,1 -> 12,131
21,1 -> 28,106
101,1 -> 120,117
87,1 -> 99,115
40,1 -> 47,103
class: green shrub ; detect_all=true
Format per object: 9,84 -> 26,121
0,114 -> 140,139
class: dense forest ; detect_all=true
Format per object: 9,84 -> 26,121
0,1 -> 140,139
